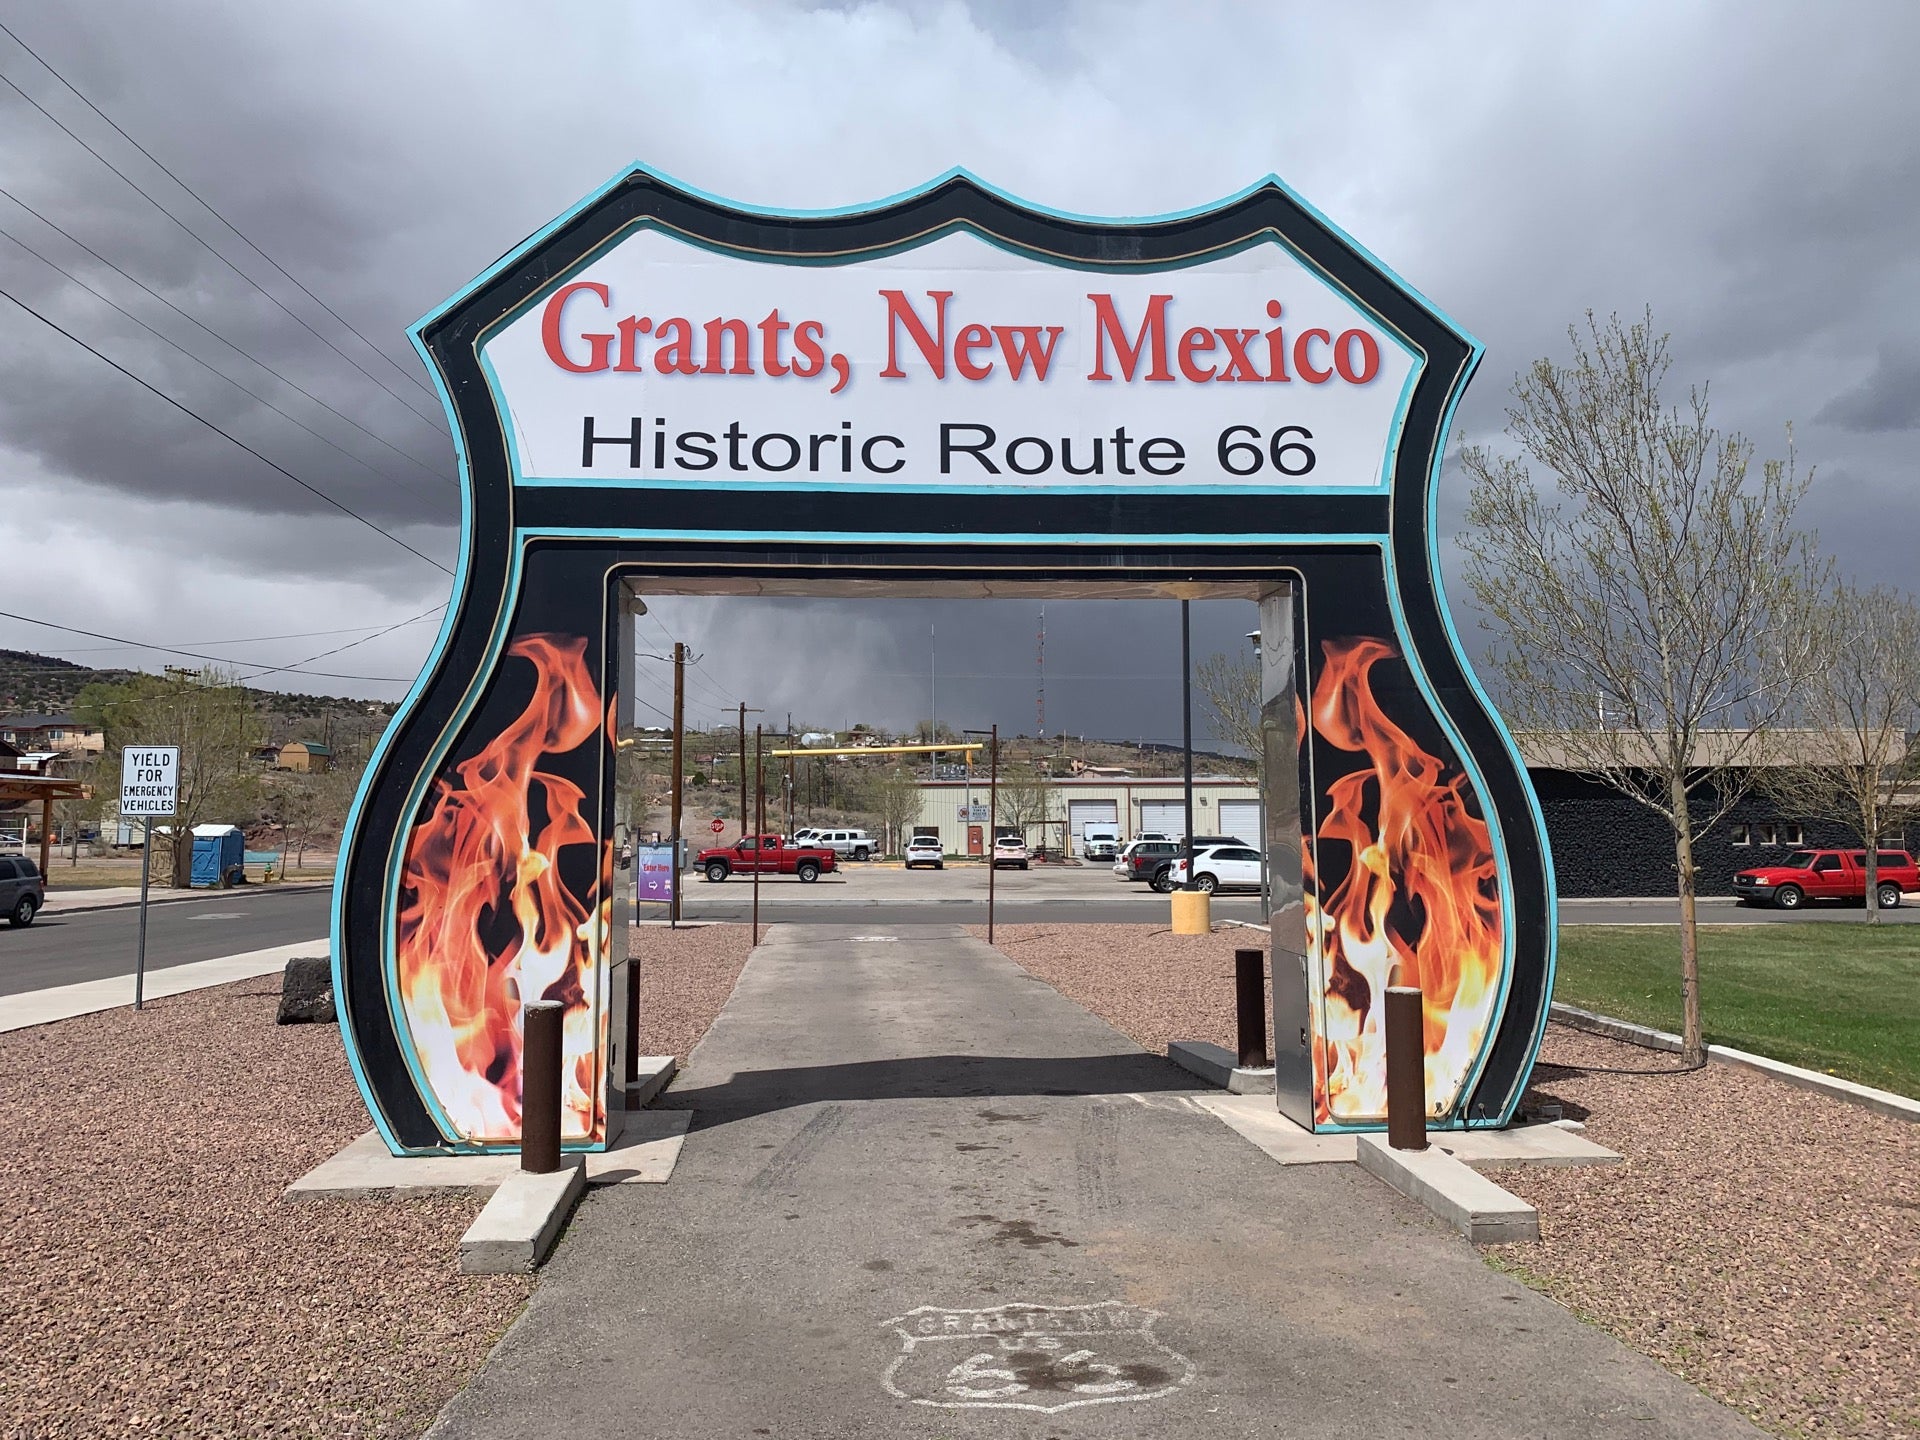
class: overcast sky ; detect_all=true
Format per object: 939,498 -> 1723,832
1,1 -> 1914,747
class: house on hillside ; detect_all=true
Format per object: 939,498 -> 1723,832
275,740 -> 331,774
0,715 -> 102,755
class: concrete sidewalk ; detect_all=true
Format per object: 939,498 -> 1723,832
428,924 -> 1760,1439
0,939 -> 323,1032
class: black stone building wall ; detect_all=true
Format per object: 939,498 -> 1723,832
1528,769 -> 1909,898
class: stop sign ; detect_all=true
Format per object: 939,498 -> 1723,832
710,818 -> 725,833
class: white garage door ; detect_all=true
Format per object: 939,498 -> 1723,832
1217,800 -> 1261,847
1067,799 -> 1119,855
1138,799 -> 1187,837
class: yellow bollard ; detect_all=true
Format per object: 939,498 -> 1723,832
1170,888 -> 1211,935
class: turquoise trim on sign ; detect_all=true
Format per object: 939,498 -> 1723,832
466,205 -> 1423,503
329,324 -> 472,1156
372,541 -> 532,1151
412,160 -> 1486,351
1419,341 -> 1560,1129
509,476 -> 1391,499
512,526 -> 1390,548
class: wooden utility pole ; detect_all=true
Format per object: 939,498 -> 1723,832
752,723 -> 764,946
988,723 -> 998,944
737,702 -> 747,841
669,642 -> 684,926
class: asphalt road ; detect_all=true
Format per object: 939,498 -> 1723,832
431,924 -> 1762,1440
3,875 -> 1898,1004
0,888 -> 331,998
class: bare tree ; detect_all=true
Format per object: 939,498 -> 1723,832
870,767 -> 923,855
1459,310 -> 1827,1063
84,668 -> 263,887
1761,583 -> 1920,923
995,764 -> 1055,840
1195,650 -> 1260,761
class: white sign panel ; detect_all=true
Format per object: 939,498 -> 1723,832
958,803 -> 990,822
119,746 -> 179,816
482,228 -> 1418,494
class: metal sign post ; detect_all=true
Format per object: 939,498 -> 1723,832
119,746 -> 179,1011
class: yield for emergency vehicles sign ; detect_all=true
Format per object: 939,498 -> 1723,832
120,746 -> 179,816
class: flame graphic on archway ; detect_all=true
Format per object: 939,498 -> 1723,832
395,633 -> 609,1145
1304,637 -> 1503,1125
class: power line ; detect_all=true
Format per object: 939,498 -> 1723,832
235,604 -> 445,683
0,282 -> 451,574
0,64 -> 447,431
0,607 -> 420,683
0,184 -> 454,484
58,616 -> 444,651
0,224 -> 451,509
0,18 -> 439,405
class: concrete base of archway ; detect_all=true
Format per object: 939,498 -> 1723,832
425,923 -> 1761,1440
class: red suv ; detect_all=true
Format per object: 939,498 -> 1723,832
1732,848 -> 1919,910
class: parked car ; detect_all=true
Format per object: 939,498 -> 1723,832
791,827 -> 822,845
1080,822 -> 1121,862
1164,844 -> 1265,894
0,855 -> 43,926
810,828 -> 876,861
695,833 -> 837,883
1132,837 -> 1251,891
1733,848 -> 1918,909
904,835 -> 945,870
1116,839 -> 1182,884
991,835 -> 1030,870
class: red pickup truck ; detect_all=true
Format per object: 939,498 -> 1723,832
697,834 -> 836,884
1732,848 -> 1919,910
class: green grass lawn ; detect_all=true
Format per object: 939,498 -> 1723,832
1554,923 -> 1920,1096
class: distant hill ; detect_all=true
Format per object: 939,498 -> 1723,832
0,649 -> 137,715
0,649 -> 396,751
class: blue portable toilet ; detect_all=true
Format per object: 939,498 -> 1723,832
190,824 -> 245,887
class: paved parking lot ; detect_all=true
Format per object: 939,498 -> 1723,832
673,859 -> 1267,926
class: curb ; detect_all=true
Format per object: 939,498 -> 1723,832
458,1160 -> 585,1274
1356,1135 -> 1540,1244
1167,1039 -> 1276,1095
1549,1001 -> 1920,1124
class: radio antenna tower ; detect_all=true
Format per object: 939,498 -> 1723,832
1036,604 -> 1046,739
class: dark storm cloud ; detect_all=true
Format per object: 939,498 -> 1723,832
0,0 -> 1916,717
1817,349 -> 1920,433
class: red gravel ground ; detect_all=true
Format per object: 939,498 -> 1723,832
631,922 -> 755,1059
1496,1025 -> 1920,1440
973,922 -> 1271,1059
0,980 -> 530,1440
981,923 -> 1920,1440
0,925 -> 755,1440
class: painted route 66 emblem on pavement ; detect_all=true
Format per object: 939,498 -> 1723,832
881,1303 -> 1194,1413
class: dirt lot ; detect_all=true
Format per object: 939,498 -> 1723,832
981,922 -> 1920,1440
0,925 -> 754,1439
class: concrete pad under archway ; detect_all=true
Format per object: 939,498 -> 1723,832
427,924 -> 1760,1438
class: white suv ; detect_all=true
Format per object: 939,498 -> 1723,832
812,828 -> 875,861
904,835 -> 944,870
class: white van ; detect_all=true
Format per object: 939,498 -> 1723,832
812,828 -> 875,861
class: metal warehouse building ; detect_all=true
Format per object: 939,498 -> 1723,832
910,776 -> 1261,859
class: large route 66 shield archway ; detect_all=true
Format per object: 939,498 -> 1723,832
332,165 -> 1556,1156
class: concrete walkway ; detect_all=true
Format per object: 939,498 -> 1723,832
430,924 -> 1761,1439
0,939 -> 323,1032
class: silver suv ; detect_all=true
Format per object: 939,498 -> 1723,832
811,828 -> 875,861
0,855 -> 44,926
